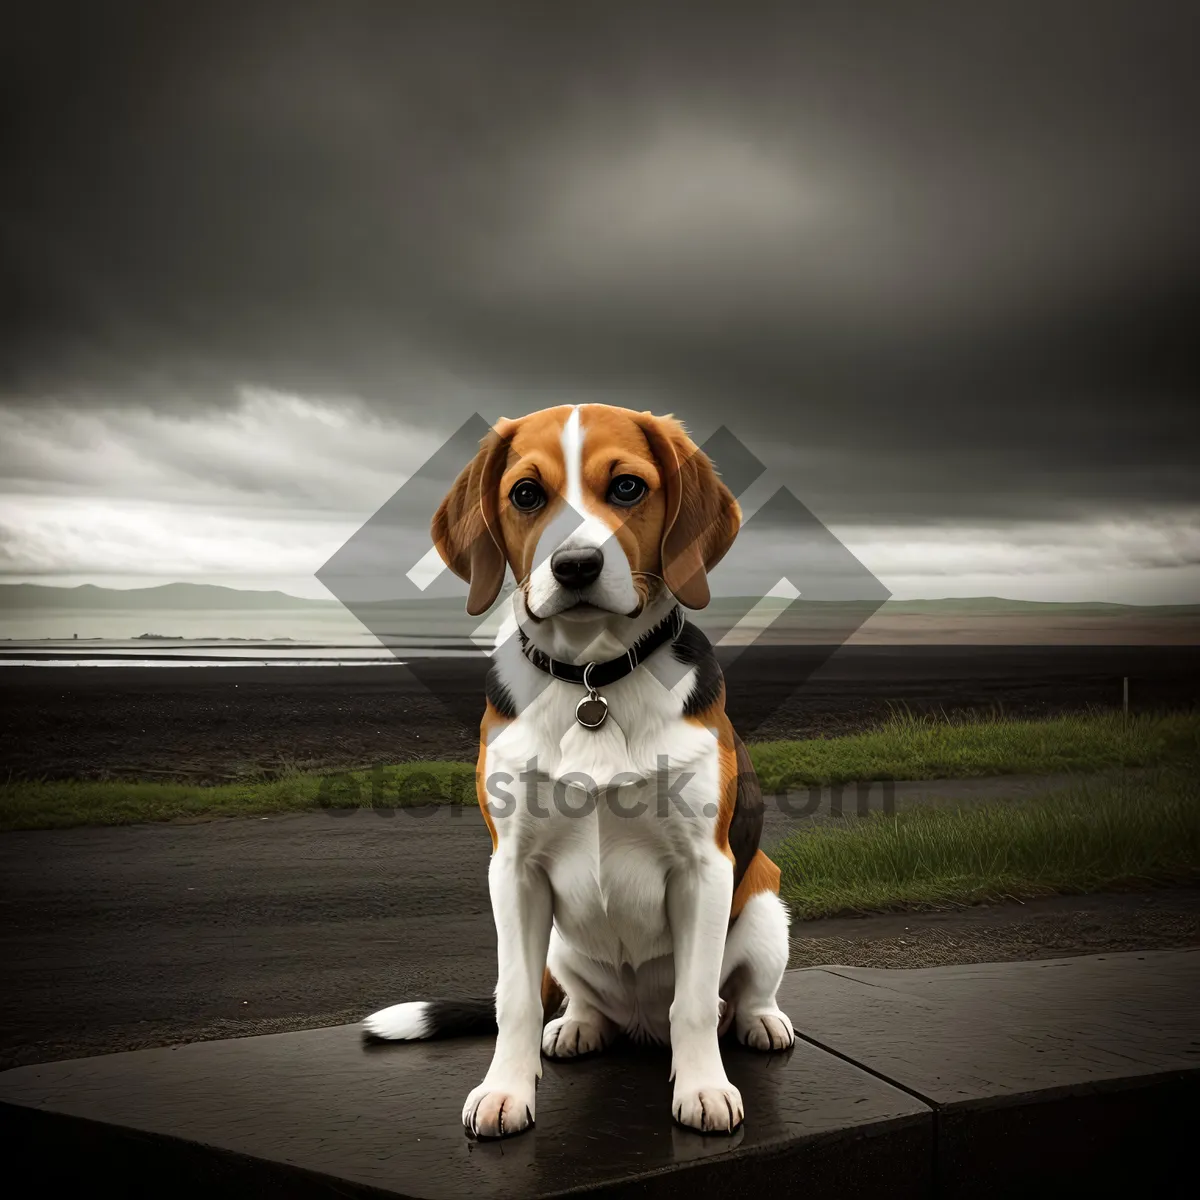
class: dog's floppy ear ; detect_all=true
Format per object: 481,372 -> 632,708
637,413 -> 740,610
431,420 -> 515,616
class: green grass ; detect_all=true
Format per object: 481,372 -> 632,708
774,768 -> 1200,919
0,761 -> 477,831
1,710 -> 1197,832
748,710 -> 1199,793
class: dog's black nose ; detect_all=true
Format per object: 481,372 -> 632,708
551,547 -> 604,589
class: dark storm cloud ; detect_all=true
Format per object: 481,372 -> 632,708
2,0 -> 1198,521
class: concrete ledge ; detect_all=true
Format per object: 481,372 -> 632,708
1,950 -> 1196,1198
0,1025 -> 931,1199
783,949 -> 1200,1198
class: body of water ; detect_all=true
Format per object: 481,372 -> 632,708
3,603 -> 1195,665
0,607 -> 484,664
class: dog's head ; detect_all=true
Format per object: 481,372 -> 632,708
432,405 -> 740,621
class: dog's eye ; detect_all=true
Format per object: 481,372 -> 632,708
607,475 -> 648,508
509,479 -> 547,512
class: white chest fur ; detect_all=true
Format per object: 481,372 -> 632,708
483,641 -> 724,971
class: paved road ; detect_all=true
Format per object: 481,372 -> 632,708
0,805 -> 496,1068
0,773 -> 1140,1067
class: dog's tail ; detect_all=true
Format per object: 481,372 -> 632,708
362,971 -> 565,1043
362,997 -> 497,1043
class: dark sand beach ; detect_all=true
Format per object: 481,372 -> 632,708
1,645 -> 1197,781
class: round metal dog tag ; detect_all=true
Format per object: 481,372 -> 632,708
575,693 -> 609,729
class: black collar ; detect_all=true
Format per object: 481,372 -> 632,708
519,606 -> 684,688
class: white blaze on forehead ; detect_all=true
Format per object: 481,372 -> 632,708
561,405 -> 585,512
524,403 -> 642,623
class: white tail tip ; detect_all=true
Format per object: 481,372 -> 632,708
362,1001 -> 431,1042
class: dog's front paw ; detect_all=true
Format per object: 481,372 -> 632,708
672,1080 -> 744,1134
542,1014 -> 611,1060
462,1079 -> 537,1139
737,1008 -> 795,1052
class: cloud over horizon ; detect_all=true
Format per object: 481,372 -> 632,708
2,2 -> 1197,601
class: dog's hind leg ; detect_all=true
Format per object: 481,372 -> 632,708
541,930 -> 619,1060
720,890 -> 795,1052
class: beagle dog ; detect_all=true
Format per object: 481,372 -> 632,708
363,404 -> 793,1137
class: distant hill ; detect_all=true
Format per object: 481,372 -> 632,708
706,596 -> 1200,617
876,597 -> 1200,617
0,582 -> 340,611
0,582 -> 1196,617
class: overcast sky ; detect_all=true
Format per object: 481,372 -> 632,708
2,1 -> 1197,602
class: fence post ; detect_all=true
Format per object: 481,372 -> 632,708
1122,676 -> 1129,719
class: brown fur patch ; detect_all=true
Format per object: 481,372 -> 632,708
476,701 -> 513,851
730,849 -> 782,919
685,702 -> 734,847
688,701 -> 778,917
541,968 -> 565,1021
632,411 -> 740,610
